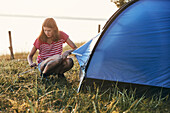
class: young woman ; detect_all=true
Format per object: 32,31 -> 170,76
27,18 -> 77,78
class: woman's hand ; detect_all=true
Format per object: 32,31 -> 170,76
62,51 -> 71,59
29,62 -> 37,67
27,46 -> 37,67
62,38 -> 77,60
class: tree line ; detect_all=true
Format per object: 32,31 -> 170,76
111,0 -> 132,8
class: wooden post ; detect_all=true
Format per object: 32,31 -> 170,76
98,24 -> 101,33
8,31 -> 14,59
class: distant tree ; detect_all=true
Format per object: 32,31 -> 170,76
111,0 -> 132,8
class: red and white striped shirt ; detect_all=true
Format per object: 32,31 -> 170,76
33,31 -> 68,63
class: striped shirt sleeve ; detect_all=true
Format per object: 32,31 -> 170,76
60,31 -> 69,43
33,38 -> 40,49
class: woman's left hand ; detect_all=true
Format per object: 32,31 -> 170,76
62,51 -> 71,59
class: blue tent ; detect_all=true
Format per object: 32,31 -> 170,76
72,0 -> 170,93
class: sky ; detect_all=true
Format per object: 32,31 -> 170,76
0,0 -> 117,18
0,0 -> 118,55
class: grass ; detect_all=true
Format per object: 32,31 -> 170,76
0,42 -> 170,112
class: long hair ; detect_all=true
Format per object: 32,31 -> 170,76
38,18 -> 60,42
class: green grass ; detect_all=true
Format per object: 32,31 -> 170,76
0,43 -> 170,112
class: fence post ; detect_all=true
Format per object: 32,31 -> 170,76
8,31 -> 14,59
98,24 -> 101,33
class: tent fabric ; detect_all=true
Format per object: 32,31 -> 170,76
73,0 -> 170,89
72,33 -> 101,92
72,33 -> 100,68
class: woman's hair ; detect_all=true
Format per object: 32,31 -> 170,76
38,18 -> 60,42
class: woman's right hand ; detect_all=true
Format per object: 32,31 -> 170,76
30,63 -> 37,67
27,46 -> 37,67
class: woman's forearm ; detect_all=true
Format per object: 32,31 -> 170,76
27,54 -> 33,65
27,46 -> 37,66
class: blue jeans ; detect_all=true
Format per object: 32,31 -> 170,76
38,62 -> 42,73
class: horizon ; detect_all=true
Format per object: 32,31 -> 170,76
0,0 -> 118,55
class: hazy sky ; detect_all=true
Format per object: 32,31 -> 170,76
0,0 -> 117,18
0,0 -> 118,55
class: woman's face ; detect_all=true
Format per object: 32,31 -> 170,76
43,27 -> 54,38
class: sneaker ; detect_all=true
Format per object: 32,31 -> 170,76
58,73 -> 65,78
40,72 -> 48,79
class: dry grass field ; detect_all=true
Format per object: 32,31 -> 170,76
0,42 -> 170,112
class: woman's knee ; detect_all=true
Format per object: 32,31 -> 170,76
54,56 -> 63,65
48,56 -> 63,66
62,58 -> 74,72
57,58 -> 74,74
41,58 -> 62,73
65,58 -> 74,68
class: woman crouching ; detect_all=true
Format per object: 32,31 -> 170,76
27,18 -> 77,79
